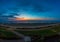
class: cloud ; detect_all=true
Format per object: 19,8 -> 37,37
0,0 -> 54,23
0,0 -> 60,23
0,0 -> 52,16
16,0 -> 52,12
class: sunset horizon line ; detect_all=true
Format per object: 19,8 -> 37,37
8,17 -> 58,21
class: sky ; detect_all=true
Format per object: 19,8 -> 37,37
0,0 -> 60,23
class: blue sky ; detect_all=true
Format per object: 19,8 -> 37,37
0,0 -> 60,22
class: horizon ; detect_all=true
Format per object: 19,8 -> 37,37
0,20 -> 60,24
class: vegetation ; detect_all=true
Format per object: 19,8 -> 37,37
15,25 -> 60,36
0,24 -> 60,40
0,28 -> 18,38
52,25 -> 60,32
15,29 -> 56,36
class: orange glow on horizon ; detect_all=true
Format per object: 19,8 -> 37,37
15,17 -> 54,20
15,17 -> 30,20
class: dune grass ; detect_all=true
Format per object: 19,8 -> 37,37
53,25 -> 60,31
15,25 -> 60,36
0,28 -> 17,37
15,29 -> 57,36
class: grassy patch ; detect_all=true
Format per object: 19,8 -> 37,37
1,31 -> 15,37
15,25 -> 60,36
0,28 -> 17,37
51,25 -> 60,32
15,29 -> 57,36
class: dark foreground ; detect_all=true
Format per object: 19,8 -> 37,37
31,34 -> 60,42
0,34 -> 59,42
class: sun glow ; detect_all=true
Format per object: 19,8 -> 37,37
14,13 -> 36,20
15,17 -> 32,20
14,13 -> 55,21
15,17 -> 53,20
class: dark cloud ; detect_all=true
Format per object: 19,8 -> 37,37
16,0 -> 52,12
32,4 -> 50,12
0,0 -> 52,17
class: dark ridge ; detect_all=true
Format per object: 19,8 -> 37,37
3,23 -> 57,26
